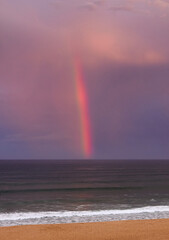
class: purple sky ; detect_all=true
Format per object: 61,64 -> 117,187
1,0 -> 169,159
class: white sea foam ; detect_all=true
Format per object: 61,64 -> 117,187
1,206 -> 169,222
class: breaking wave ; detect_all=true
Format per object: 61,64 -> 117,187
1,206 -> 169,226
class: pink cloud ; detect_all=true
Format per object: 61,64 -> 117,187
1,0 -> 169,158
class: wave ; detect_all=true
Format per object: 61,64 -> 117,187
1,206 -> 169,221
0,185 -> 145,194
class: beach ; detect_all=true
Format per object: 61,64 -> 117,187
1,219 -> 169,240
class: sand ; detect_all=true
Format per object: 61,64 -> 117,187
1,219 -> 169,240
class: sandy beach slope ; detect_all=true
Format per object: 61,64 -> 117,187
1,219 -> 169,240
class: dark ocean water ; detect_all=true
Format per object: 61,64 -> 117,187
1,160 -> 169,226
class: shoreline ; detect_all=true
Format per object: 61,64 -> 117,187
1,219 -> 169,240
1,205 -> 169,226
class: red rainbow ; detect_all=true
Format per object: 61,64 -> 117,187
74,57 -> 92,158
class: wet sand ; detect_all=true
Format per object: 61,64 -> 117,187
1,219 -> 169,240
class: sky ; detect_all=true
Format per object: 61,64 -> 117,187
0,0 -> 169,159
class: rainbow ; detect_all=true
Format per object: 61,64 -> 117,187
74,57 -> 92,158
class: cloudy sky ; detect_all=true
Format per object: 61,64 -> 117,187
0,0 -> 169,159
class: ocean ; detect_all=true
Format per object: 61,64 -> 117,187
1,160 -> 169,226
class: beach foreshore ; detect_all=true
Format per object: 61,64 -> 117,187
0,219 -> 169,240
